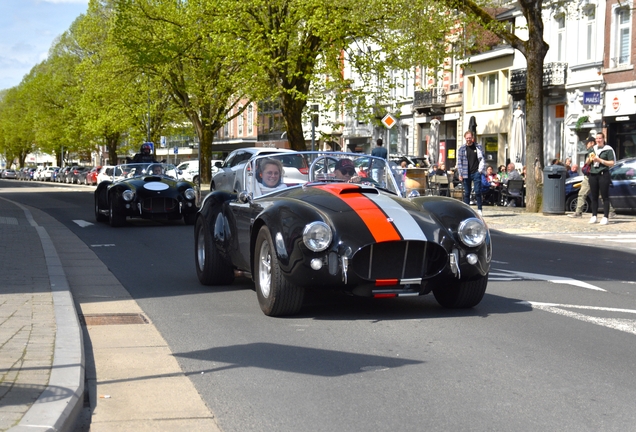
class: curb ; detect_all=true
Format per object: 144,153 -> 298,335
3,198 -> 84,432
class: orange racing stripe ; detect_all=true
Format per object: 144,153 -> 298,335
315,184 -> 401,243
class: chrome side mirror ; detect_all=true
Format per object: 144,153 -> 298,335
238,190 -> 252,204
407,190 -> 420,198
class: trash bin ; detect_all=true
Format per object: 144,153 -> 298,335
543,164 -> 567,214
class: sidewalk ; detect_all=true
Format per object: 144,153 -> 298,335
0,195 -> 221,431
1,191 -> 635,430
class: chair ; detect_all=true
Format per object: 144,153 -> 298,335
500,179 -> 525,207
428,174 -> 450,196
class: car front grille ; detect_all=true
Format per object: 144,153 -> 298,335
350,241 -> 447,281
141,197 -> 178,213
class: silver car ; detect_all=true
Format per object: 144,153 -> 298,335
210,148 -> 298,192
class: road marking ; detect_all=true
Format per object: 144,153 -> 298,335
491,269 -> 606,292
73,219 -> 93,227
91,244 -> 115,247
519,301 -> 636,336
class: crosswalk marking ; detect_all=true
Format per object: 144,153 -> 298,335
518,301 -> 636,336
489,269 -> 606,291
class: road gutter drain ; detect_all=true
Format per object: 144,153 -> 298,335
79,313 -> 149,326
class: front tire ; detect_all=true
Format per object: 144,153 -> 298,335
108,199 -> 126,227
95,195 -> 107,222
433,274 -> 488,308
195,217 -> 234,285
254,226 -> 304,316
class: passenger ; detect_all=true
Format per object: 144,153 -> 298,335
150,164 -> 163,175
334,159 -> 361,183
254,158 -> 287,196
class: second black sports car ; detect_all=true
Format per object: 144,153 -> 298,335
95,163 -> 198,227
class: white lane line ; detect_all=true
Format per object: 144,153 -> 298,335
493,269 -> 607,292
91,244 -> 115,247
73,219 -> 94,227
518,301 -> 636,336
572,234 -> 636,239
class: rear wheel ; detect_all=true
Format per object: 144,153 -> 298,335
433,274 -> 488,308
254,226 -> 304,316
195,217 -> 234,285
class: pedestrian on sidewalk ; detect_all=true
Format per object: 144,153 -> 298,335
569,137 -> 616,219
588,132 -> 616,225
457,130 -> 485,215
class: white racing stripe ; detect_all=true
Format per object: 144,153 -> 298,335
363,193 -> 427,241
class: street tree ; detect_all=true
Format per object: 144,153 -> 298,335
218,0 -> 455,151
0,86 -> 36,168
448,0 -> 552,212
113,0 -> 263,185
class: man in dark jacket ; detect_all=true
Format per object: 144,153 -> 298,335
131,143 -> 158,163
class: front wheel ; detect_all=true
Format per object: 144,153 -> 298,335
195,217 -> 234,285
108,199 -> 126,227
433,274 -> 488,308
95,195 -> 107,222
254,226 -> 304,316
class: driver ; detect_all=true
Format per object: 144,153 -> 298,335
132,143 -> 158,163
150,164 -> 163,175
334,159 -> 361,183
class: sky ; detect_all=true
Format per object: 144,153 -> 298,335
0,0 -> 89,91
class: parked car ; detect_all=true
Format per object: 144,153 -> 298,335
57,166 -> 77,183
194,152 -> 491,317
1,169 -> 17,179
41,166 -> 60,182
33,166 -> 47,181
94,162 -> 199,227
96,165 -> 115,185
69,166 -> 91,184
176,159 -> 224,185
565,157 -> 636,213
83,166 -> 101,185
210,148 -> 297,193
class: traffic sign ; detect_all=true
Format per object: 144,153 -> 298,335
173,146 -> 178,154
381,113 -> 397,129
160,136 -> 167,147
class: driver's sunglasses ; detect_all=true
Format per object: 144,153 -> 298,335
340,168 -> 355,176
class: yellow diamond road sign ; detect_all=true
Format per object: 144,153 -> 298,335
381,113 -> 397,129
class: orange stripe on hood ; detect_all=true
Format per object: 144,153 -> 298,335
315,184 -> 401,243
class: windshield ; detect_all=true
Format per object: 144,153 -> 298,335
112,163 -> 178,181
244,152 -> 400,197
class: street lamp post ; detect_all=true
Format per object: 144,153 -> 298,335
311,105 -> 319,152
146,75 -> 151,143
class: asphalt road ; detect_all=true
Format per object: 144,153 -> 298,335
4,180 -> 636,431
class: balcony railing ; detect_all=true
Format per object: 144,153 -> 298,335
510,62 -> 567,96
413,88 -> 447,113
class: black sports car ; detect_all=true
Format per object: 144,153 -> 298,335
195,152 -> 492,316
95,163 -> 198,227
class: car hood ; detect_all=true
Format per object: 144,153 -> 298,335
275,183 -> 452,244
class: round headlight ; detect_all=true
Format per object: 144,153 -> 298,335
184,188 -> 196,200
458,218 -> 487,247
122,190 -> 134,202
302,221 -> 332,252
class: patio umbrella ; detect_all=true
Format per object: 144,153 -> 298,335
468,116 -> 477,137
510,106 -> 526,164
428,119 -> 440,166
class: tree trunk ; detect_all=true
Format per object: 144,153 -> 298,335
106,133 -> 120,166
521,0 -> 549,213
281,93 -> 307,151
